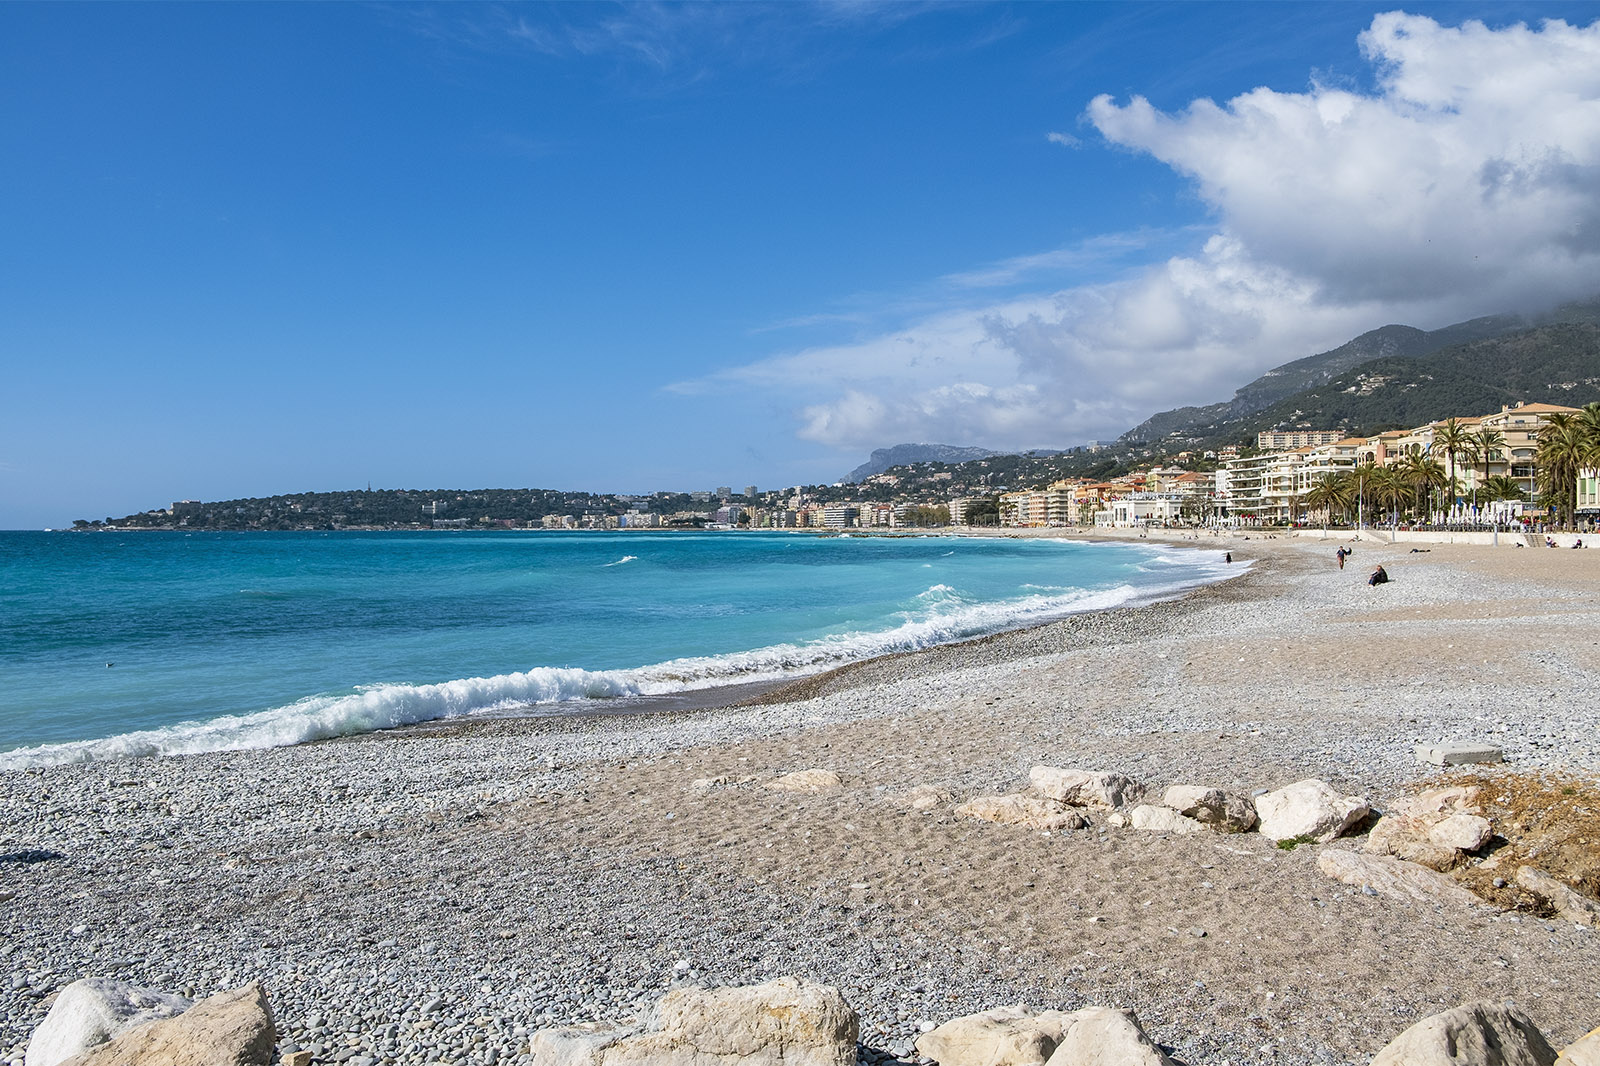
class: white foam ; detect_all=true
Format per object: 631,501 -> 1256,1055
604,555 -> 638,567
0,556 -> 1227,770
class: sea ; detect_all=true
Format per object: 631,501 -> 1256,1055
0,530 -> 1232,769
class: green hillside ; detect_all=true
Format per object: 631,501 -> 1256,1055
1207,323 -> 1600,446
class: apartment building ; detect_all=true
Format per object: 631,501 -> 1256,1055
1256,429 -> 1344,451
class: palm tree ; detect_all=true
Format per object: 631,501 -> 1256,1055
1303,472 -> 1355,526
1538,413 -> 1586,529
1431,417 -> 1478,521
1480,475 -> 1525,503
1365,465 -> 1411,526
1472,426 -> 1506,518
1396,452 -> 1448,520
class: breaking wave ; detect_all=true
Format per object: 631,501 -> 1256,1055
3,544 -> 1235,768
0,545 -> 1231,769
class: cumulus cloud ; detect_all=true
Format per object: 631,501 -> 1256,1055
695,12 -> 1600,453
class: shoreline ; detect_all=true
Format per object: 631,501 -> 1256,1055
4,537 -> 1599,1066
1,532 -> 1234,767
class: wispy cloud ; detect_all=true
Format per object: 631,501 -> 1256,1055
1045,131 -> 1080,148
406,2 -> 1018,91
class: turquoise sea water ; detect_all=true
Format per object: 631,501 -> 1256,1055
0,531 -> 1230,768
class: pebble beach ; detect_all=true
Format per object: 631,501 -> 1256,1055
4,534 -> 1599,1066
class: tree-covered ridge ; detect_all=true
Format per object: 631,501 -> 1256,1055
1208,323 -> 1600,446
1121,295 -> 1600,444
88,487 -> 723,530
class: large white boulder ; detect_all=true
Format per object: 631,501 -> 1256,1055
1028,768 -> 1144,810
1369,1001 -> 1555,1066
1128,805 -> 1204,835
1316,851 -> 1482,909
26,979 -> 193,1066
1254,779 -> 1371,844
914,1005 -> 1074,1066
1160,785 -> 1257,832
1557,1025 -> 1600,1066
52,983 -> 276,1066
1365,787 -> 1491,871
1047,1006 -> 1173,1066
529,976 -> 858,1066
956,794 -> 1086,831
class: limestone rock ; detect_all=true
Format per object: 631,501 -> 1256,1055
54,983 -> 276,1066
1048,1006 -> 1173,1066
1389,786 -> 1483,819
906,785 -> 955,812
1128,805 -> 1204,835
1366,786 -> 1491,870
1160,785 -> 1256,831
767,770 -> 843,794
26,979 -> 193,1066
914,1005 -> 1073,1066
1366,812 -> 1492,872
529,976 -> 857,1066
1557,1025 -> 1600,1066
1369,1001 -> 1555,1066
282,1053 -> 314,1066
1415,742 -> 1504,766
1255,779 -> 1371,843
956,794 -> 1086,832
1028,768 -> 1144,810
1317,850 -> 1483,909
1516,866 -> 1600,928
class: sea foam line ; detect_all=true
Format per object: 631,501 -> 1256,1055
0,555 -> 1229,770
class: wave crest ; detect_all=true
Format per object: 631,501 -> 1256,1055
1,557 -> 1223,769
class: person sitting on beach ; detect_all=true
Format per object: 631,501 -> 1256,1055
1547,537 -> 1558,547
1574,538 -> 1584,549
1368,565 -> 1389,586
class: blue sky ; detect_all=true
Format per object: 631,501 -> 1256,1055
4,2 -> 1598,528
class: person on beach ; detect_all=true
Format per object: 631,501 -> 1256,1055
1336,547 -> 1347,569
1368,565 -> 1389,586
1225,552 -> 1232,563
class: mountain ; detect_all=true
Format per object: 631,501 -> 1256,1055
845,443 -> 1002,483
1203,322 -> 1600,447
1120,296 -> 1600,445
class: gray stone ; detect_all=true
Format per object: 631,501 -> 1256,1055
914,1005 -> 1074,1066
1515,866 -> 1600,928
529,976 -> 857,1066
1317,850 -> 1483,909
1128,805 -> 1204,835
1369,1000 -> 1555,1066
1046,1006 -> 1172,1066
956,794 -> 1087,832
1415,742 -> 1504,766
25,979 -> 193,1066
54,983 -> 277,1066
1028,768 -> 1144,810
1255,780 -> 1371,844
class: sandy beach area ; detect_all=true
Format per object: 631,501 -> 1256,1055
4,535 -> 1599,1066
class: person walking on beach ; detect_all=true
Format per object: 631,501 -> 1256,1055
1335,547 -> 1347,569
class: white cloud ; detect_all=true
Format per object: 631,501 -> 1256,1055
1046,131 -> 1080,148
693,12 -> 1600,453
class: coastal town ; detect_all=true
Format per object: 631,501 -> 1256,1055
90,400 -> 1600,534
